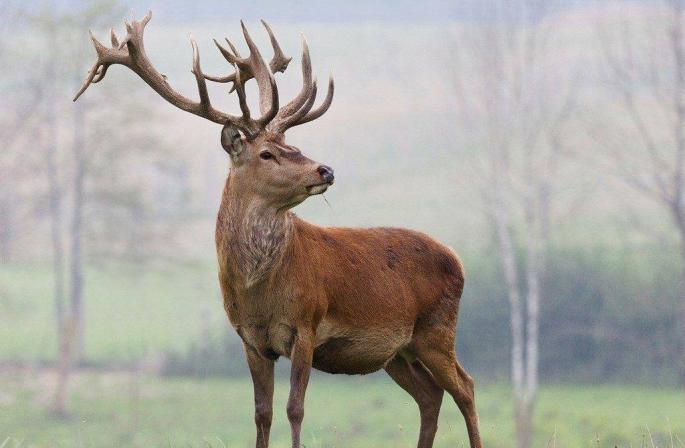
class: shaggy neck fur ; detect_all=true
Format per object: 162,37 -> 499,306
217,172 -> 294,288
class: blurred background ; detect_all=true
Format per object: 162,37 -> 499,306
1,0 -> 685,447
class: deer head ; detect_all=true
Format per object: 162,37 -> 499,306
74,11 -> 335,210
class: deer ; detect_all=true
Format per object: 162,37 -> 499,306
74,12 -> 482,448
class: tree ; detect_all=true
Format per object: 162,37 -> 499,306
592,0 -> 685,382
23,1 -> 172,415
450,1 -> 575,446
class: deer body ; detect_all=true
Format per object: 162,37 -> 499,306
76,12 -> 482,448
217,186 -> 464,375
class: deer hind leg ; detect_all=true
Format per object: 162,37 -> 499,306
413,336 -> 482,448
385,354 -> 444,448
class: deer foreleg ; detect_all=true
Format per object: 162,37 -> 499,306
286,327 -> 314,448
245,346 -> 275,448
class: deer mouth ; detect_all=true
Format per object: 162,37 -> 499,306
306,181 -> 333,195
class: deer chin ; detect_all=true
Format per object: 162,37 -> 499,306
306,182 -> 332,196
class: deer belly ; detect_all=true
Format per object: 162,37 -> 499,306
312,320 -> 412,375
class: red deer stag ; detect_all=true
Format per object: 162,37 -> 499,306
74,12 -> 482,448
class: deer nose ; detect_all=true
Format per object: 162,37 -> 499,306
317,165 -> 334,183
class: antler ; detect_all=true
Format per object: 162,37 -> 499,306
207,27 -> 334,134
73,11 -> 278,137
74,12 -> 332,137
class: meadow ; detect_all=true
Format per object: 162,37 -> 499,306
0,262 -> 220,363
0,370 -> 683,448
2,261 -> 684,447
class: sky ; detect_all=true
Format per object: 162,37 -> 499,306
25,0 -> 608,24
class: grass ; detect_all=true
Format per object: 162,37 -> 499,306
0,370 -> 683,448
0,261 -> 220,363
1,263 -> 684,447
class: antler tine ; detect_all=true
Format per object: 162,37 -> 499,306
73,63 -> 99,100
280,37 -> 313,115
293,75 -> 334,126
267,36 -> 317,133
110,28 -> 119,47
203,20 -> 291,91
204,38 -> 244,91
240,20 -> 279,124
223,39 -> 243,92
190,35 -> 211,110
261,20 -> 292,74
206,38 -> 239,84
73,30 -> 128,101
90,65 -> 109,84
280,78 -> 318,130
213,38 -> 241,65
233,66 -> 250,119
225,38 -> 242,58
237,20 -> 278,118
256,69 -> 280,128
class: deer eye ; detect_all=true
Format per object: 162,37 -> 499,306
259,151 -> 274,161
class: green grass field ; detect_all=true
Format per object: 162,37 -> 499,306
0,262 -> 220,363
1,371 -> 683,448
2,263 -> 684,447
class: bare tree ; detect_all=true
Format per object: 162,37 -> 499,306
451,1 -> 575,446
592,0 -> 685,382
43,16 -> 71,418
25,2 -> 168,414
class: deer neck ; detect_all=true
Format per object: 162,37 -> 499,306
217,172 -> 294,288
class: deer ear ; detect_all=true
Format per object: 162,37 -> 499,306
221,125 -> 244,156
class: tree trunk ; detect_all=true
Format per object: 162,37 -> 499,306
52,316 -> 75,417
47,113 -> 65,336
492,198 -> 532,448
494,206 -> 525,391
525,243 -> 540,400
521,188 -> 544,448
70,97 -> 86,363
0,194 -> 13,264
45,44 -> 69,415
514,397 -> 533,448
525,193 -> 542,382
671,0 -> 685,386
674,210 -> 685,384
494,198 -> 545,448
680,249 -> 685,385
668,200 -> 685,385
